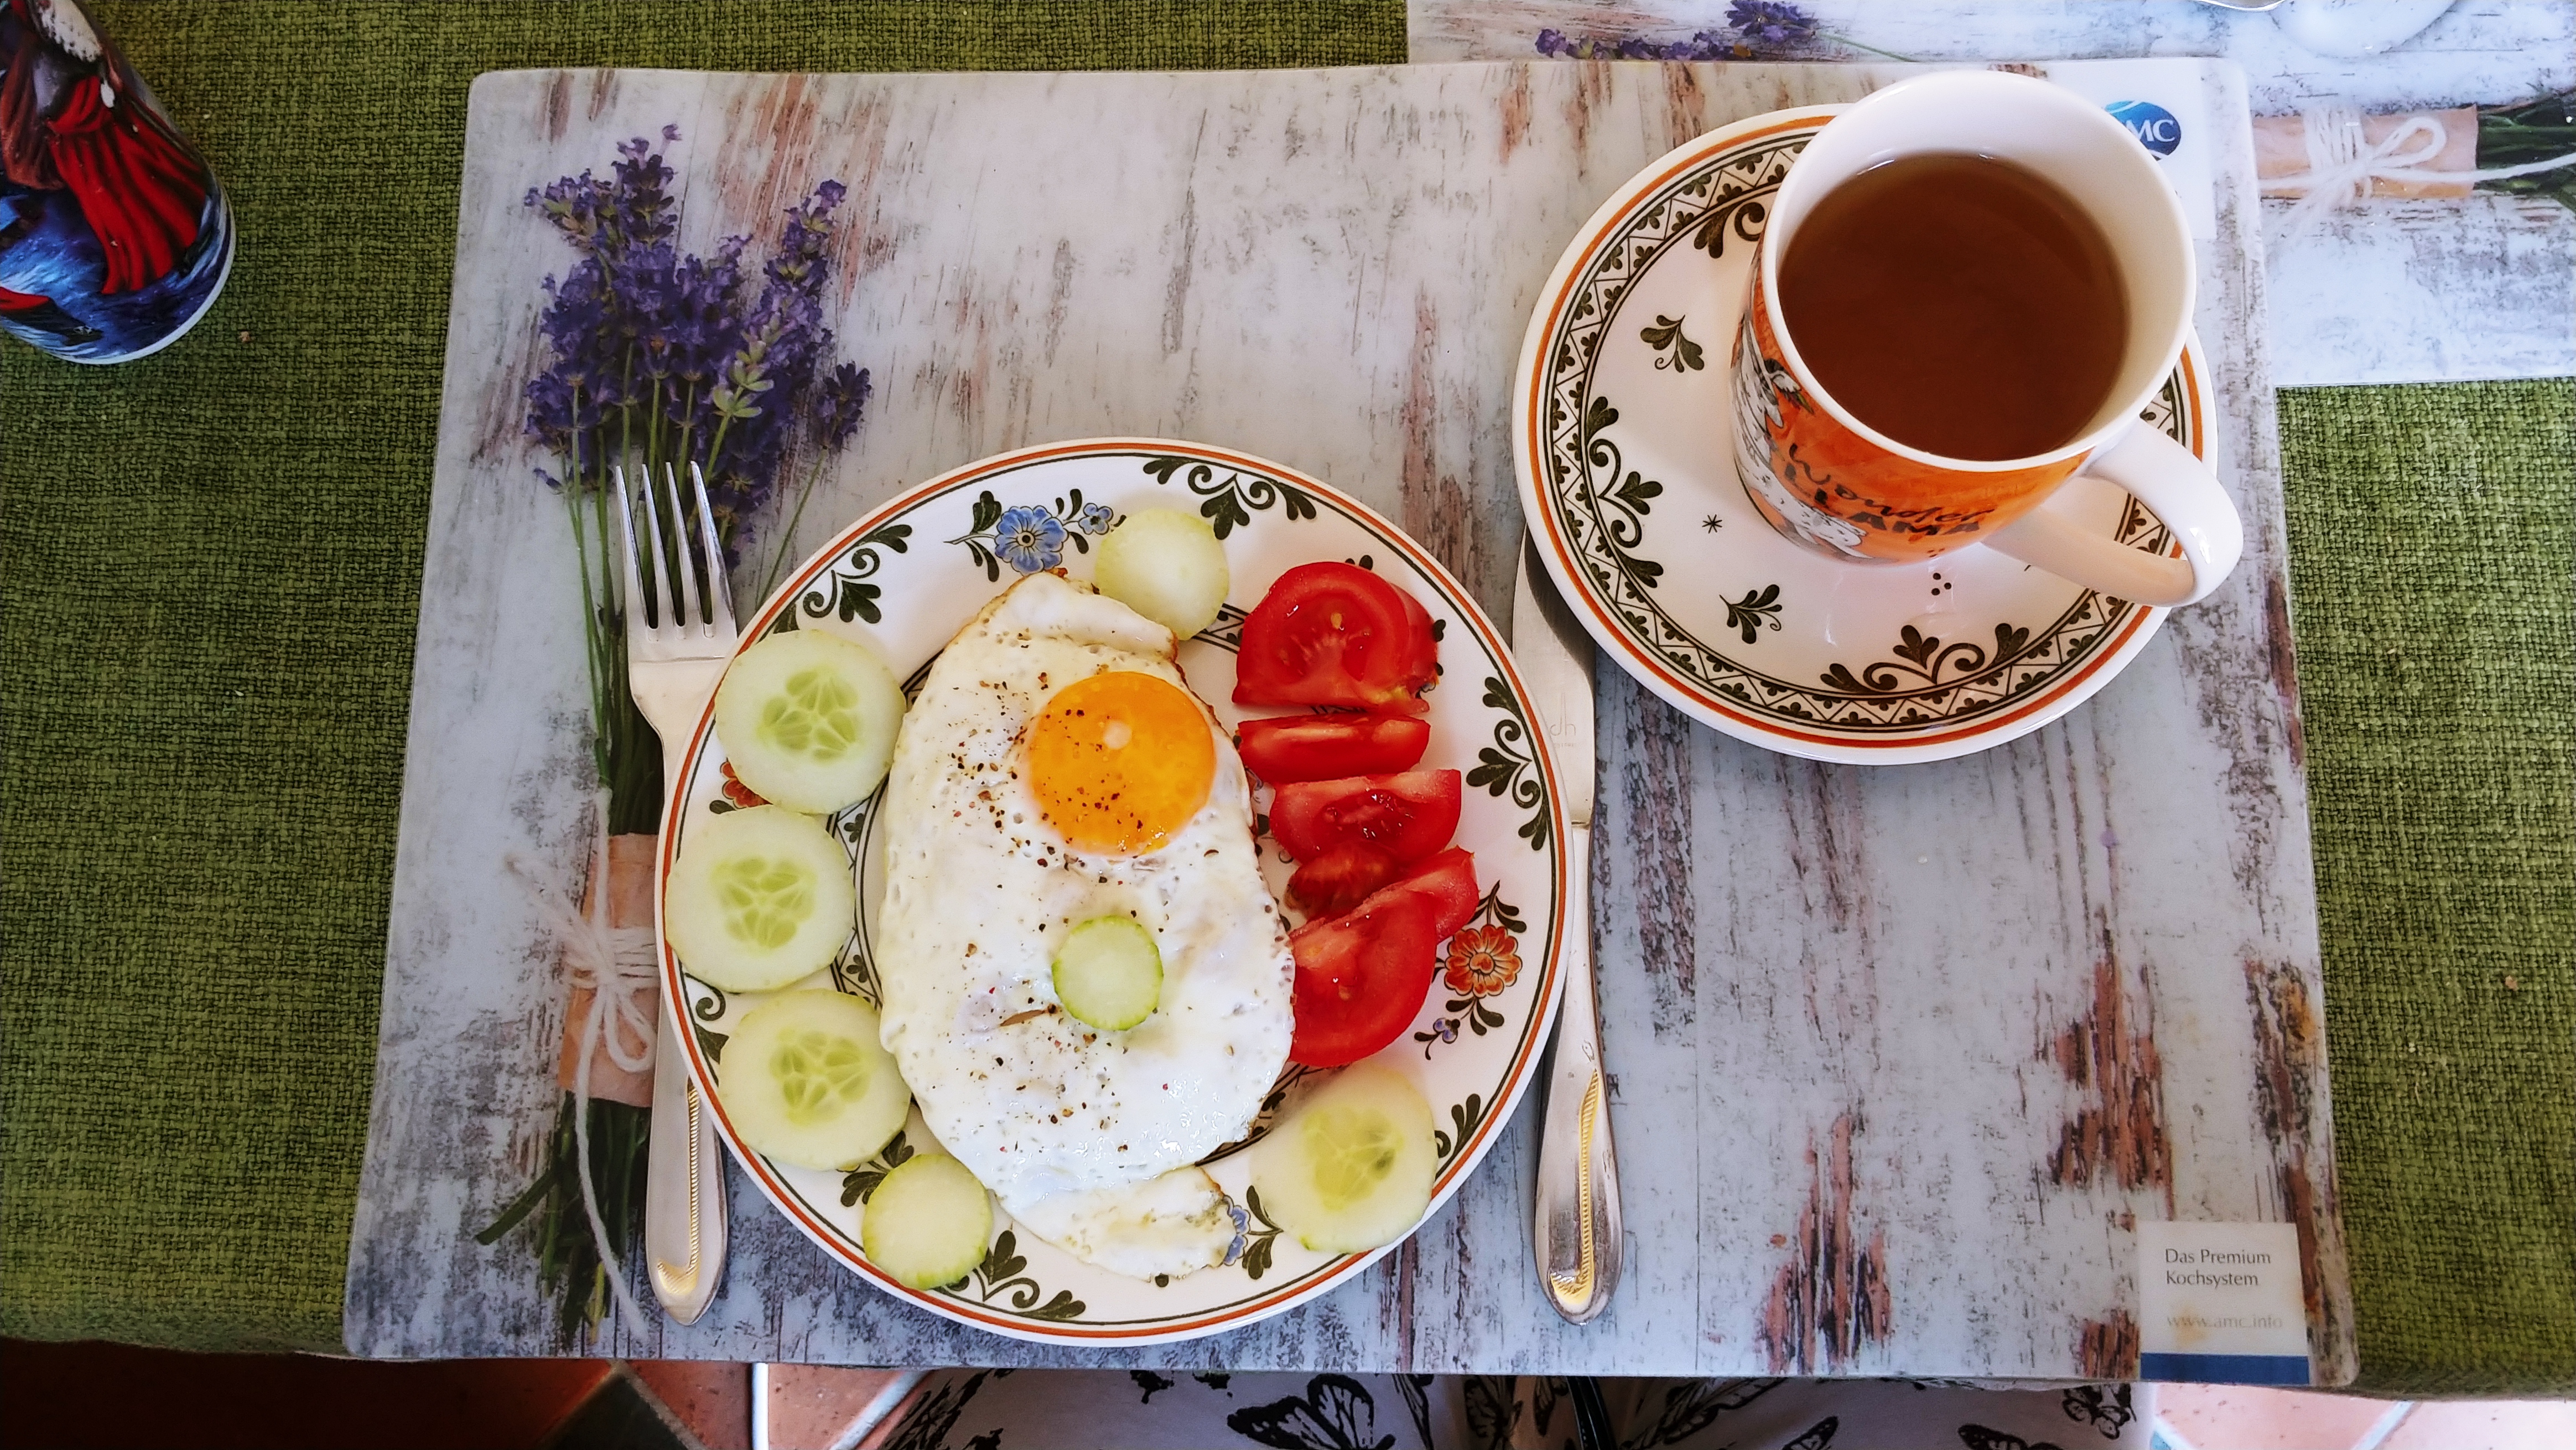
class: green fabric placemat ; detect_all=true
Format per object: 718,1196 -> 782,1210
2,1 -> 2568,1398
0,0 -> 1403,1357
2278,380 -> 2575,1398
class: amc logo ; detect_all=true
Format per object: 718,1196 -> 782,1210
2106,100 -> 2183,158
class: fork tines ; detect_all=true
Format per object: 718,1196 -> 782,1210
614,462 -> 737,642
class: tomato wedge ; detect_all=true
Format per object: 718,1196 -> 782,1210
1286,840 -> 1403,920
1394,586 -> 1438,680
1235,713 -> 1431,784
1286,889 -> 1441,1067
1377,846 -> 1479,939
1268,770 -> 1462,864
1233,562 -> 1437,714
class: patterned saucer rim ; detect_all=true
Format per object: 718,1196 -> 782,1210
1511,106 -> 2215,765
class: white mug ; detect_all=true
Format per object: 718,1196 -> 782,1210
1732,69 -> 2242,608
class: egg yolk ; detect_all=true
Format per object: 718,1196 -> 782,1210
1028,671 -> 1217,855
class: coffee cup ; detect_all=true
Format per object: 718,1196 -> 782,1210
1730,69 -> 2241,608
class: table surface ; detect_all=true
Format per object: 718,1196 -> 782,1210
348,56 -> 2348,1379
1,0 -> 2566,1401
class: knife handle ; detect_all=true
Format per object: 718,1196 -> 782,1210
1533,821 -> 1622,1323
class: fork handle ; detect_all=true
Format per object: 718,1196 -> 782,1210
646,999 -> 727,1322
646,734 -> 728,1322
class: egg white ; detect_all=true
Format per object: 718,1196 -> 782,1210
1007,1167 -> 1242,1282
873,571 -> 1292,1275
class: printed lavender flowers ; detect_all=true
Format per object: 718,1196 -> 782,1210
524,132 -> 863,561
492,129 -> 875,1350
1727,2 -> 1821,48
521,126 -> 871,833
1537,3 -> 1898,64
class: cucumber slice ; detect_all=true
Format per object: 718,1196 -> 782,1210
1248,1061 -> 1436,1254
664,805 -> 857,991
1094,507 -> 1229,639
713,630 -> 906,813
716,990 -> 910,1170
1051,915 -> 1162,1030
861,1152 -> 995,1290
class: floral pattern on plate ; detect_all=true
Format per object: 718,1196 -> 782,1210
656,439 -> 1569,1344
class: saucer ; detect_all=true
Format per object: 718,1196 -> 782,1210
1510,107 -> 2216,765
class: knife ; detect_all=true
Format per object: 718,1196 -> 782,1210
1514,534 -> 1623,1325
647,995 -> 726,1323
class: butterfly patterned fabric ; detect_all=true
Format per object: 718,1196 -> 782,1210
868,1370 -> 2153,1450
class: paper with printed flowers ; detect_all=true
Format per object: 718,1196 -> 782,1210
475,125 -> 875,1349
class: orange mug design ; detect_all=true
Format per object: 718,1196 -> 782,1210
1731,289 -> 2082,562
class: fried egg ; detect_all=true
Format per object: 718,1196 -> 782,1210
1005,1167 -> 1241,1282
874,570 -> 1292,1278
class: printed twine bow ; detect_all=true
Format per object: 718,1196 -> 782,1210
2267,101 -> 2576,239
505,789 -> 661,1333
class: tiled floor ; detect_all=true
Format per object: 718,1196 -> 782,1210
0,1339 -> 616,1448
6,1344 -> 2571,1450
0,1340 -> 729,1449
632,1360 -> 754,1450
756,1365 -> 919,1450
2153,1384 -> 2576,1450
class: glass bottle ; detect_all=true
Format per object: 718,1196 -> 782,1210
1,0 -> 235,364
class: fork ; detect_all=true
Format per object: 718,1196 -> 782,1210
615,460 -> 736,1325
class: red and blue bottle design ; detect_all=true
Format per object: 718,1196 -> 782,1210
1,0 -> 233,363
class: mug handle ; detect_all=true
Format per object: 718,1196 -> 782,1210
1983,427 -> 2245,608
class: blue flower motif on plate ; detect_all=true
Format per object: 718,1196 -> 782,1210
994,506 -> 1067,573
949,488 -> 1120,581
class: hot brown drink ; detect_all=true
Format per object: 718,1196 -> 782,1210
1776,152 -> 2128,462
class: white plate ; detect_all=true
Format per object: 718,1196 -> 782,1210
1513,108 -> 2217,764
655,438 -> 1570,1344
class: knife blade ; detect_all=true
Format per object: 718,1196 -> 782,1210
647,995 -> 726,1323
1514,534 -> 1622,1324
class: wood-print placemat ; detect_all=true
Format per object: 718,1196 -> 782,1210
347,60 -> 2349,1380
